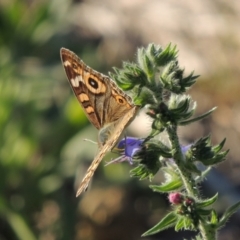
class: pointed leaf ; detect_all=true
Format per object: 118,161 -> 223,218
197,208 -> 212,216
218,201 -> 240,229
201,150 -> 228,166
150,179 -> 182,192
142,212 -> 178,236
179,107 -> 217,125
195,166 -> 212,183
210,210 -> 218,225
212,138 -> 226,153
197,193 -> 218,208
175,217 -> 185,231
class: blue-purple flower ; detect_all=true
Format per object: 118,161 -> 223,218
106,136 -> 192,168
181,144 -> 192,155
106,137 -> 144,165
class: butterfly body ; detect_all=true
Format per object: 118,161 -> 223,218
60,48 -> 138,196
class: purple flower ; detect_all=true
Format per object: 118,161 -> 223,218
168,192 -> 183,205
181,144 -> 192,155
106,137 -> 144,165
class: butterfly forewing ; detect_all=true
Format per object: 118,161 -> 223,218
61,48 -> 102,129
60,48 -> 135,130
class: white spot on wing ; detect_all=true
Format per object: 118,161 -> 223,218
70,76 -> 84,87
63,60 -> 71,66
71,76 -> 80,87
78,75 -> 83,82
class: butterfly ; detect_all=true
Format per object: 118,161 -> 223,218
60,48 -> 138,197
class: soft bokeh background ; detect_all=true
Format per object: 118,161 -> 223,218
1,0 -> 240,239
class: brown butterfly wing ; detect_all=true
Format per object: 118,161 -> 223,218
60,48 -> 135,130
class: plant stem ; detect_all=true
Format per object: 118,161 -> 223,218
166,124 -> 216,240
199,223 -> 216,240
166,124 -> 197,196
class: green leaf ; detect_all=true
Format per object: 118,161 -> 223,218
6,210 -> 37,240
175,217 -> 185,231
195,166 -> 212,183
184,161 -> 201,174
197,193 -> 218,208
197,208 -> 212,216
193,235 -> 205,240
200,150 -> 228,166
210,210 -> 218,225
137,48 -> 154,78
183,218 -> 196,230
155,43 -> 178,66
181,72 -> 199,89
146,43 -> 160,62
212,138 -> 226,153
169,96 -> 191,115
150,179 -> 182,192
179,107 -> 217,125
116,78 -> 135,90
218,200 -> 240,229
142,212 -> 178,236
130,165 -> 155,181
152,118 -> 165,132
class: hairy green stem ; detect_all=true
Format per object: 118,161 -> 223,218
166,124 -> 216,240
166,124 -> 197,196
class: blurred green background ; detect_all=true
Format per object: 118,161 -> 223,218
1,0 -> 240,239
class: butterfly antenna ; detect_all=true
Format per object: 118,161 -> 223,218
83,139 -> 98,144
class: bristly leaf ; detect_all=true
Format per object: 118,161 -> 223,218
210,210 -> 218,225
212,138 -> 226,153
154,43 -> 178,66
200,150 -> 228,166
179,107 -> 217,125
218,201 -> 240,229
137,48 -> 154,79
189,135 -> 228,166
197,193 -> 218,208
150,179 -> 183,192
130,164 -> 158,181
195,166 -> 212,183
110,63 -> 147,90
132,86 -> 156,105
142,212 -> 178,236
150,167 -> 183,192
175,217 -> 185,231
145,43 -> 162,62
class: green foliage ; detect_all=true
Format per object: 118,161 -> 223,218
110,43 -> 240,240
150,168 -> 183,192
142,212 -> 178,236
0,1 -> 82,239
218,201 -> 240,229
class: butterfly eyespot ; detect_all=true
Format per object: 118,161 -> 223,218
85,75 -> 106,94
116,96 -> 126,104
88,78 -> 99,89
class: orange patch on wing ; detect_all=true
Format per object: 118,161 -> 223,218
85,106 -> 95,114
79,93 -> 89,103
